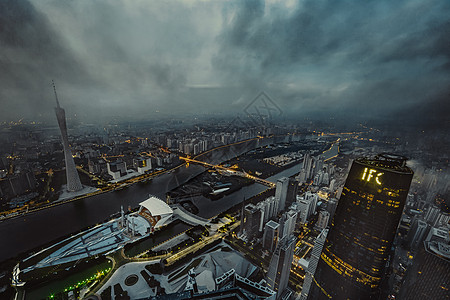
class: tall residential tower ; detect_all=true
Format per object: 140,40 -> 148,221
267,235 -> 297,299
53,81 -> 83,192
307,153 -> 413,299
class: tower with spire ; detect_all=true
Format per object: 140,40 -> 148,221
53,81 -> 83,192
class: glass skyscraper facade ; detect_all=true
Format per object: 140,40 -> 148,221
307,154 -> 413,299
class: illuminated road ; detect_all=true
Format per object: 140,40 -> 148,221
179,157 -> 276,187
165,221 -> 240,266
0,136 -> 278,263
0,137 -> 269,221
0,134 -> 342,265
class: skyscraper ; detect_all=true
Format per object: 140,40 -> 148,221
300,229 -> 328,300
242,203 -> 264,240
307,153 -> 413,299
279,209 -> 298,239
286,177 -> 299,207
263,220 -> 280,252
401,227 -> 450,300
406,219 -> 429,249
326,198 -> 338,225
261,196 -> 279,223
53,81 -> 83,192
266,235 -> 297,299
315,210 -> 330,230
275,177 -> 289,212
303,152 -> 313,180
297,192 -> 318,224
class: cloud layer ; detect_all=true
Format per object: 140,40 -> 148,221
0,0 -> 449,127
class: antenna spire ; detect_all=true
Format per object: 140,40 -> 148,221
52,80 -> 60,108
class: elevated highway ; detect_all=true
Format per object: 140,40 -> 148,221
179,157 -> 276,188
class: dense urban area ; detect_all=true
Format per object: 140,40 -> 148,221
0,113 -> 448,300
2,0 -> 449,298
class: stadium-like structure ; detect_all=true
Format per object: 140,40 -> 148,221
14,196 -> 173,285
138,196 -> 173,231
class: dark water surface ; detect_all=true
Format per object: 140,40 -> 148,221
0,136 -> 338,262
0,138 -> 275,262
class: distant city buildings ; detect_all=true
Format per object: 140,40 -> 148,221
0,171 -> 36,204
133,157 -> 152,174
1,112 -> 448,300
297,151 -> 336,190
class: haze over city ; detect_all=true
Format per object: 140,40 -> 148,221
1,0 -> 449,128
0,1 -> 449,300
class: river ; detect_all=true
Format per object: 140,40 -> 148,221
0,135 -> 338,262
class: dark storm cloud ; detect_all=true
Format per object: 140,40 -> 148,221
216,0 -> 450,70
214,0 -> 450,126
0,0 -> 449,128
0,0 -> 210,121
0,0 -> 90,118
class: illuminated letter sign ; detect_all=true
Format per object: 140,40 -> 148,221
361,168 -> 383,185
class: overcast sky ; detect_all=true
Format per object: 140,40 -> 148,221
1,0 -> 449,127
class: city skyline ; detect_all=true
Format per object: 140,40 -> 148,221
0,1 -> 449,299
0,116 -> 448,299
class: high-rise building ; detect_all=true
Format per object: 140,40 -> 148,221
262,196 -> 279,223
266,235 -> 297,299
315,210 -> 330,230
435,211 -> 450,227
263,220 -> 280,252
329,179 -> 336,192
279,210 -> 298,239
401,227 -> 450,299
300,152 -> 314,181
314,156 -> 324,176
53,82 -> 83,192
287,177 -> 299,206
300,229 -> 328,300
407,219 -> 429,249
307,153 -> 414,299
275,177 -> 289,212
296,169 -> 307,184
305,191 -> 319,208
242,203 -> 264,240
326,198 -> 338,224
297,192 -> 318,224
424,205 -> 440,225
